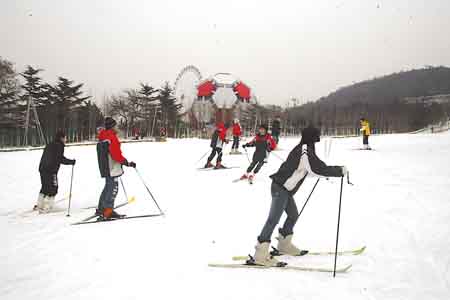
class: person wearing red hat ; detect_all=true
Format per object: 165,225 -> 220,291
205,122 -> 229,169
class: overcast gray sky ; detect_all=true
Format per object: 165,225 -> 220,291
1,0 -> 450,106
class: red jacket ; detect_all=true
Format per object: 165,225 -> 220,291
245,133 -> 277,161
247,134 -> 277,151
232,123 -> 242,137
98,129 -> 127,164
217,122 -> 227,141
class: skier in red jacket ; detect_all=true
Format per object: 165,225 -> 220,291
231,119 -> 242,154
205,122 -> 229,169
96,117 -> 136,220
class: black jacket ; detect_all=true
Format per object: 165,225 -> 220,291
270,144 -> 343,195
39,140 -> 74,173
271,120 -> 281,135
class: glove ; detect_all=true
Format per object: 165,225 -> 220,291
70,159 -> 76,165
128,161 -> 137,168
341,166 -> 348,176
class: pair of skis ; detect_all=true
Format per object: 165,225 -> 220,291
71,213 -> 163,225
71,196 -> 137,225
197,166 -> 239,171
209,246 -> 365,274
232,176 -> 254,185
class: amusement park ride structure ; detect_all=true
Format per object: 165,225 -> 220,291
174,65 -> 255,128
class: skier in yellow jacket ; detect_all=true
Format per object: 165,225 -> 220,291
360,118 -> 371,150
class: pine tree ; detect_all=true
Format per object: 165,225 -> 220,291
158,82 -> 182,137
0,57 -> 21,128
50,76 -> 90,135
138,83 -> 159,136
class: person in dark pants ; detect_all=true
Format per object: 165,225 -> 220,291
231,119 -> 242,154
250,124 -> 347,266
97,117 -> 136,220
205,122 -> 228,169
360,118 -> 371,150
35,131 -> 75,213
240,124 -> 276,182
271,117 -> 281,145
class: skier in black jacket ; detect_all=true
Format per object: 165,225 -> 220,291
250,124 -> 347,266
240,125 -> 276,183
35,131 -> 75,213
271,117 -> 281,144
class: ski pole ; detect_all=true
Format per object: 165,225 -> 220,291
271,151 -> 285,162
347,171 -> 354,185
297,178 -> 320,219
135,168 -> 164,215
66,165 -> 75,217
243,147 -> 251,164
120,177 -> 129,201
195,150 -> 210,165
333,176 -> 344,277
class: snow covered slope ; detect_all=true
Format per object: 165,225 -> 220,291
1,133 -> 450,300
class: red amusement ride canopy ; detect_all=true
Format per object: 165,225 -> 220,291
197,80 -> 216,97
233,82 -> 251,100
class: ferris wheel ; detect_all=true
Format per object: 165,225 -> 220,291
174,65 -> 202,114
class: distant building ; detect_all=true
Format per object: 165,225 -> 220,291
404,94 -> 450,105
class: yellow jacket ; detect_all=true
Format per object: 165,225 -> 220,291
360,120 -> 371,136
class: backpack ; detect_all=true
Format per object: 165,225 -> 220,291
97,140 -> 110,178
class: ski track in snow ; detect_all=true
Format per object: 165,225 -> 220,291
1,133 -> 450,300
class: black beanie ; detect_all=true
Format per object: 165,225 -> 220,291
259,124 -> 268,131
104,117 -> 117,130
55,130 -> 66,141
300,126 -> 320,145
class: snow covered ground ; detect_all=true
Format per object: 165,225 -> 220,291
1,132 -> 450,300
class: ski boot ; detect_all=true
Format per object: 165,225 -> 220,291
249,242 -> 286,267
275,233 -> 308,256
248,174 -> 255,184
214,162 -> 226,169
99,208 -> 126,221
40,195 -> 55,214
204,161 -> 214,168
240,173 -> 248,180
34,193 -> 45,212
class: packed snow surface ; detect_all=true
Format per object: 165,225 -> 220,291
1,133 -> 450,300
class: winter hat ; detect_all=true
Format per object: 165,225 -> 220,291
300,125 -> 320,145
259,124 -> 268,131
55,130 -> 66,141
234,118 -> 240,124
104,117 -> 117,130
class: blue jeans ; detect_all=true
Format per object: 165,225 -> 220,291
258,182 -> 299,243
98,177 -> 119,210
